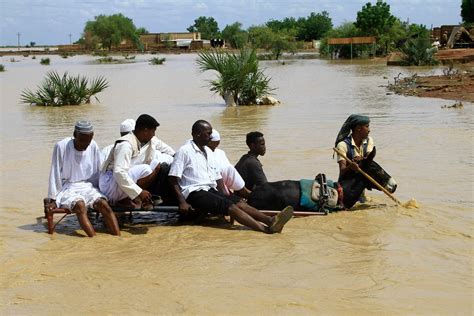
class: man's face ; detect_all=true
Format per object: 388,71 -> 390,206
141,127 -> 156,143
73,132 -> 93,151
195,124 -> 212,147
208,140 -> 220,151
251,137 -> 266,156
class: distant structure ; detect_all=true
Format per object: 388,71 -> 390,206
57,31 -> 211,53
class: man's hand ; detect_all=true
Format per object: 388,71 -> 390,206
178,201 -> 194,215
348,159 -> 361,172
47,200 -> 57,211
138,190 -> 152,203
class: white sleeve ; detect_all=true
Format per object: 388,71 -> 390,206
169,149 -> 187,178
113,142 -> 142,199
154,138 -> 175,156
47,142 -> 63,199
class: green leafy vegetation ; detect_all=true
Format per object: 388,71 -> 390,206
21,71 -> 109,106
149,57 -> 166,65
400,27 -> 438,66
187,16 -> 220,39
80,13 -> 144,50
40,58 -> 50,65
221,22 -> 249,49
248,26 -> 297,60
0,64 -> 5,72
461,0 -> 474,23
197,49 -> 273,106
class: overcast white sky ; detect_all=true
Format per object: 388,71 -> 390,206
0,0 -> 463,46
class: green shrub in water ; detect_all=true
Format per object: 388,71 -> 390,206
40,58 -> 50,65
0,64 -> 5,72
20,71 -> 109,106
149,57 -> 166,65
197,48 -> 273,106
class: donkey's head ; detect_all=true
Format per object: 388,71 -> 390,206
340,147 -> 397,208
359,147 -> 397,193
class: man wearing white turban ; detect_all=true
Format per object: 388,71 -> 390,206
47,121 -> 120,237
207,129 -> 251,198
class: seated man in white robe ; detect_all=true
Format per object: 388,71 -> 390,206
99,114 -> 163,209
207,129 -> 251,198
47,121 -> 120,237
101,119 -> 175,166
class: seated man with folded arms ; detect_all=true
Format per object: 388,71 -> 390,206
235,131 -> 268,190
99,114 -> 164,209
47,121 -> 120,237
169,120 -> 293,234
207,128 -> 251,198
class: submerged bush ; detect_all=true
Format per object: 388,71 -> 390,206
20,71 -> 109,106
149,57 -> 166,65
40,58 -> 50,65
0,64 -> 5,72
197,48 -> 274,106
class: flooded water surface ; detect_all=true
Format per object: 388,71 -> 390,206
0,54 -> 472,314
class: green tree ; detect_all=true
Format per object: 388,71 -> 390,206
187,16 -> 220,39
461,0 -> 474,23
248,26 -> 296,59
298,11 -> 333,41
197,49 -> 273,106
221,22 -> 248,48
355,0 -> 397,55
400,27 -> 438,66
83,13 -> 142,50
136,27 -> 149,35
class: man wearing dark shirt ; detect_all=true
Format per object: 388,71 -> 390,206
235,131 -> 268,190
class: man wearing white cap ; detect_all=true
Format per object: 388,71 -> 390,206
207,129 -> 251,198
101,119 -> 136,162
47,121 -> 120,237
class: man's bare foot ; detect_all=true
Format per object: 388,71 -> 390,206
116,198 -> 140,209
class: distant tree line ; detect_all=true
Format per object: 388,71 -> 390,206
77,0 -> 467,64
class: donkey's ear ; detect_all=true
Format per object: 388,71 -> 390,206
366,146 -> 376,162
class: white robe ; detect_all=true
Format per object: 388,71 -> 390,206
48,137 -> 104,210
212,148 -> 245,195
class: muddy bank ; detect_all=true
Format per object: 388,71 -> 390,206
387,69 -> 474,102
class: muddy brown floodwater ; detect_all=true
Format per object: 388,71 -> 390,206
0,54 -> 472,315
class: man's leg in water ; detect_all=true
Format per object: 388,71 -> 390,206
73,200 -> 96,237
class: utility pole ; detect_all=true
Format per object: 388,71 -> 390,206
69,33 -> 72,44
17,32 -> 21,51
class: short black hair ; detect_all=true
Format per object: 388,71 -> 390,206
246,131 -> 264,146
192,120 -> 211,134
135,114 -> 159,130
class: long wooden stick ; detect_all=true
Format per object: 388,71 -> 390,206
333,147 -> 402,206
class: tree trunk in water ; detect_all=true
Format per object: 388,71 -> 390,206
223,91 -> 237,107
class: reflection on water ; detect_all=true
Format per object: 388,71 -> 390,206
0,54 -> 472,314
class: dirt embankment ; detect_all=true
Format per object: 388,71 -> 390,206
387,66 -> 474,102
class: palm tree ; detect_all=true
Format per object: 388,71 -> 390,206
197,48 -> 273,106
20,71 -> 109,106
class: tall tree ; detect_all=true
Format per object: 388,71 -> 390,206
355,0 -> 397,55
187,16 -> 219,39
461,0 -> 474,23
83,13 -> 141,50
221,22 -> 248,48
298,11 -> 333,41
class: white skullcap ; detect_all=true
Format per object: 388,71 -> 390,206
74,120 -> 94,134
210,129 -> 220,141
120,119 -> 135,133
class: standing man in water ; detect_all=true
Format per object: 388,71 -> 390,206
47,121 -> 120,237
235,131 -> 268,190
169,120 -> 293,234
